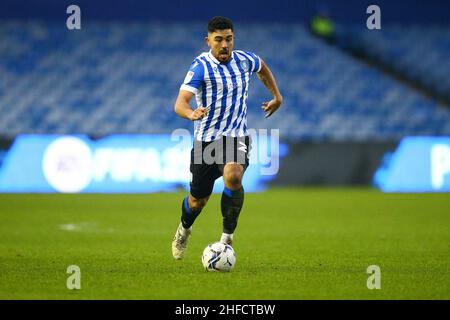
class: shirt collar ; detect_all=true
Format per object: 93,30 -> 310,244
208,50 -> 233,65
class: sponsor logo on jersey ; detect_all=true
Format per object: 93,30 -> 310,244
238,141 -> 247,153
183,71 -> 194,84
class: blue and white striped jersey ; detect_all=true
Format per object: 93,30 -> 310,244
180,50 -> 262,142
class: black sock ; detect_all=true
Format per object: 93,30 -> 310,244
221,187 -> 244,234
180,196 -> 201,229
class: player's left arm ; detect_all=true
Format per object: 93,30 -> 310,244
257,59 -> 283,118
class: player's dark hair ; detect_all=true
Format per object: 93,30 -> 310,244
208,16 -> 233,33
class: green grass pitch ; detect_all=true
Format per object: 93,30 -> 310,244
0,188 -> 449,299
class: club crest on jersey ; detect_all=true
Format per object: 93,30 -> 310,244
213,66 -> 218,73
240,60 -> 249,72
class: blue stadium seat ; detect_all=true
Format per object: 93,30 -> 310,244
336,25 -> 450,102
0,21 -> 449,140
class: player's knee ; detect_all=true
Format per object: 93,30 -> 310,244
223,164 -> 243,188
225,173 -> 242,187
188,195 -> 209,211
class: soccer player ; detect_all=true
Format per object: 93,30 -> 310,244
172,16 -> 283,259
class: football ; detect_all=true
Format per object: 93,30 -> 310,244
201,242 -> 236,272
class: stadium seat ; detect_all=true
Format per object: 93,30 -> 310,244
0,21 -> 449,140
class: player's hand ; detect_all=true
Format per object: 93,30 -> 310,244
188,107 -> 208,121
261,98 -> 282,118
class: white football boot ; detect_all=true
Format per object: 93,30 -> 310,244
172,223 -> 192,260
220,233 -> 233,246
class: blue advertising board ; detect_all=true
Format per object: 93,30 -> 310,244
0,133 -> 287,193
373,136 -> 450,192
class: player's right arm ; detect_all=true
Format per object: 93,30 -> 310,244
174,59 -> 208,121
174,91 -> 208,121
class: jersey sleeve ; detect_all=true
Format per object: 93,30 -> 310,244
180,59 -> 204,94
244,51 -> 262,73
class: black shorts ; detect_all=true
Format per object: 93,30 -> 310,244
189,136 -> 251,199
